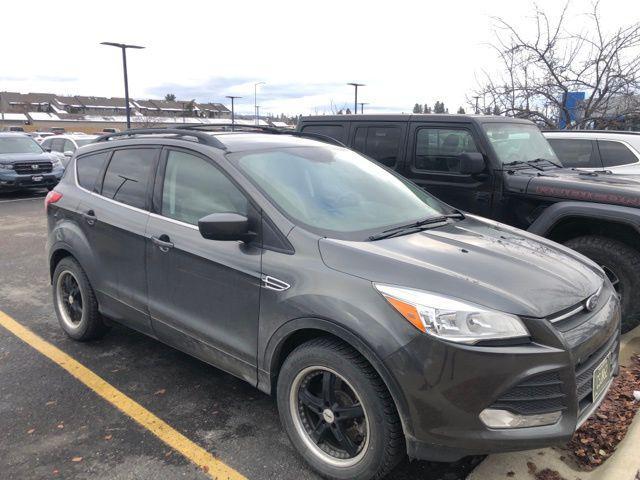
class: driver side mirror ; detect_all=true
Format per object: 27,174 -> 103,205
63,151 -> 74,157
198,213 -> 255,242
458,152 -> 486,175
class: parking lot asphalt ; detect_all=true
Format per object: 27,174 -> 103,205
0,190 -> 481,480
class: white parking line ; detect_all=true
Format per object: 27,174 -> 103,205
0,196 -> 45,204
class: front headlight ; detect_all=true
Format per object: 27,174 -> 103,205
51,157 -> 63,168
375,284 -> 529,344
0,163 -> 14,171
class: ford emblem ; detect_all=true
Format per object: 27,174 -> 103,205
585,293 -> 600,312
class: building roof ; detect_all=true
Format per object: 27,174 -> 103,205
74,96 -> 131,109
198,102 -> 230,113
0,91 -> 56,105
149,99 -> 198,112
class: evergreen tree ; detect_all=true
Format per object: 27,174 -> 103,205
434,101 -> 446,114
492,105 -> 501,115
165,93 -> 176,102
345,108 -> 352,114
423,104 -> 431,114
457,106 -> 466,114
412,103 -> 423,113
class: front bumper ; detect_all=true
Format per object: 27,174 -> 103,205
384,288 -> 621,462
0,169 -> 63,190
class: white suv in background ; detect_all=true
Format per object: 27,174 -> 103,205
41,134 -> 99,167
544,131 -> 640,174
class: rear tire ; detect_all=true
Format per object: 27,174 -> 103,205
277,337 -> 405,480
52,257 -> 110,341
564,235 -> 640,333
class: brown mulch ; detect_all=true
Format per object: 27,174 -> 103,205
567,354 -> 640,469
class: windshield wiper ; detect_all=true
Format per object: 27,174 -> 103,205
368,213 -> 464,241
503,160 -> 544,171
529,157 -> 563,168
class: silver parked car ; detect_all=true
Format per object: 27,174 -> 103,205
41,134 -> 99,167
544,131 -> 640,174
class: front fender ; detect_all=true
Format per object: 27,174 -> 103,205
260,316 -> 414,438
528,201 -> 640,237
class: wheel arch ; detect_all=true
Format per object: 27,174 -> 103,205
528,201 -> 640,249
260,318 -> 413,438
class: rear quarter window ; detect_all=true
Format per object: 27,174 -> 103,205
547,138 -> 597,168
100,148 -> 157,209
598,141 -> 639,167
301,124 -> 346,143
76,151 -> 110,191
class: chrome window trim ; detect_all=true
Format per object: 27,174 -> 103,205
148,212 -> 199,230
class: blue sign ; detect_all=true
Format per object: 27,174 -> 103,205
559,91 -> 585,128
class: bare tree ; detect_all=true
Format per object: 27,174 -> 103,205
471,2 -> 640,129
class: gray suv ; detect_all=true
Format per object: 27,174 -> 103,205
46,127 -> 620,480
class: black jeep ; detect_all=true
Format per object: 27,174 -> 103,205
297,115 -> 640,332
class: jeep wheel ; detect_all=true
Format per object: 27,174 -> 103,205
564,235 -> 640,333
277,338 -> 405,480
52,257 -> 110,341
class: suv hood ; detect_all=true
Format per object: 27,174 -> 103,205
318,216 -> 603,318
0,152 -> 54,163
506,167 -> 640,208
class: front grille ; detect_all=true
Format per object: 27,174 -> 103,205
490,371 -> 566,415
14,161 -> 52,175
575,334 -> 619,416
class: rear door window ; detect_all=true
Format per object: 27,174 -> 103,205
76,151 -> 110,191
597,141 -> 639,167
63,139 -> 76,153
301,124 -> 345,143
50,138 -> 65,153
547,139 -> 598,168
352,126 -> 401,167
413,128 -> 479,172
100,148 -> 157,210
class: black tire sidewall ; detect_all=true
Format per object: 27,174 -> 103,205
52,258 -> 96,340
564,236 -> 640,332
277,342 -> 395,480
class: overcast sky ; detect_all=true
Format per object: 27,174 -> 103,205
2,0 -> 639,116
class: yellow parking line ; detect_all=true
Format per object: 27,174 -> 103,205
0,310 -> 246,480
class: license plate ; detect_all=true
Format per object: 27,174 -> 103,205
592,352 -> 613,401
32,175 -> 43,182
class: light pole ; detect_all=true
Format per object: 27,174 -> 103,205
255,105 -> 261,124
347,83 -> 365,114
473,96 -> 480,115
100,42 -> 145,130
225,95 -> 242,131
254,82 -> 265,125
358,102 -> 369,114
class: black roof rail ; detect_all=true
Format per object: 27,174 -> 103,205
173,123 -> 346,147
94,128 -> 228,150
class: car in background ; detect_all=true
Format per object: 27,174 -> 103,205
0,133 -> 64,192
27,131 -> 56,143
544,131 -> 640,174
1,126 -> 25,132
41,134 -> 99,167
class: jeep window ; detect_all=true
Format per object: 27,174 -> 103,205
161,150 -> 247,225
482,123 -> 558,164
353,126 -> 401,167
598,140 -> 639,167
546,138 -> 597,168
414,128 -> 478,172
300,124 -> 345,143
233,146 -> 445,239
100,148 -> 156,210
0,136 -> 43,154
76,151 -> 110,191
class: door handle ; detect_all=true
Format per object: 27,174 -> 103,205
151,235 -> 174,252
82,210 -> 96,226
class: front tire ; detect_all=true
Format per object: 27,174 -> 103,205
52,257 -> 110,341
277,338 -> 405,480
564,235 -> 640,333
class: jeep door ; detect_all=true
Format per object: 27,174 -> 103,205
400,122 -> 494,216
146,147 -> 262,384
349,122 -> 407,170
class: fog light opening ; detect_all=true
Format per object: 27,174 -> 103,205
479,409 -> 562,429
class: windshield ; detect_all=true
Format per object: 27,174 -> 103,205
233,146 -> 446,239
482,122 -> 559,165
0,136 -> 43,155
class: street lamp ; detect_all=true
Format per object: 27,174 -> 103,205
100,42 -> 145,129
254,82 -> 265,125
255,105 -> 261,124
225,95 -> 242,131
347,83 -> 365,114
358,102 -> 369,114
